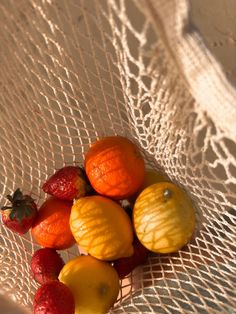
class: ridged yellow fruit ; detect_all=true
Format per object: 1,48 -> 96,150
133,182 -> 195,253
70,195 -> 134,260
129,168 -> 169,204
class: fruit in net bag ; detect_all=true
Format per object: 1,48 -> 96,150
129,168 -> 170,203
113,236 -> 149,279
70,195 -> 134,260
31,197 -> 75,250
133,182 -> 196,253
31,248 -> 65,285
33,280 -> 75,314
59,255 -> 119,314
85,136 -> 145,199
42,166 -> 92,201
1,188 -> 37,235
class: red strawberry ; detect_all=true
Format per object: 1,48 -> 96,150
42,166 -> 92,200
33,280 -> 75,314
31,248 -> 65,285
1,188 -> 37,235
113,237 -> 149,279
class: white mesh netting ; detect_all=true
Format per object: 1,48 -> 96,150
0,0 -> 235,313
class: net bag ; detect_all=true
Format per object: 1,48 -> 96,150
0,0 -> 235,313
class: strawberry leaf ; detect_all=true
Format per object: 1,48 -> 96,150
9,210 -> 17,221
2,189 -> 36,223
1,206 -> 12,210
13,188 -> 23,201
6,195 -> 14,203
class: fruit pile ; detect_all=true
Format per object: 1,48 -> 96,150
1,136 -> 196,314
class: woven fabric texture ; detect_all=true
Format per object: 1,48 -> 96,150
0,0 -> 235,313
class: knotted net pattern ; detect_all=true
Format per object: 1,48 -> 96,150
0,0 -> 235,313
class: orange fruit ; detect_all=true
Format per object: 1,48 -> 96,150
84,136 -> 145,199
70,195 -> 134,260
31,197 -> 75,250
133,182 -> 196,253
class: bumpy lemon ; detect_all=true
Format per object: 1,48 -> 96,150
70,195 -> 134,260
59,255 -> 119,314
129,168 -> 169,204
133,182 -> 196,253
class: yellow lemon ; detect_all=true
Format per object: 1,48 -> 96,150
70,195 -> 134,260
59,255 -> 120,314
129,168 -> 169,204
133,182 -> 196,253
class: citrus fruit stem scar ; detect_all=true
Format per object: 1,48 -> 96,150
163,188 -> 172,200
